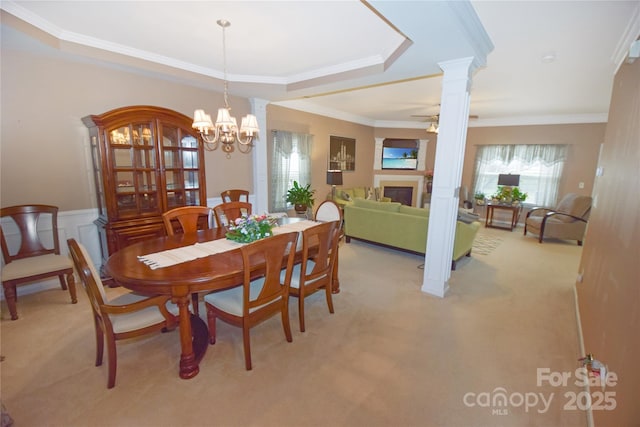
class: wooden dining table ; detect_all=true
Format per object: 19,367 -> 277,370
104,217 -> 339,380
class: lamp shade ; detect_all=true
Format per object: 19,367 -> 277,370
326,170 -> 343,186
498,174 -> 520,186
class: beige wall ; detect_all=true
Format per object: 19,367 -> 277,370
1,29 -> 254,211
577,59 -> 640,425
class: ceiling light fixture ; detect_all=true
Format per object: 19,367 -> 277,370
192,19 -> 259,157
426,115 -> 439,134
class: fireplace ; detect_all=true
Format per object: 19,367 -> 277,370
384,186 -> 413,206
374,174 -> 424,207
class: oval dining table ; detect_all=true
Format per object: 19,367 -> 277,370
105,227 -> 246,379
104,217 -> 340,380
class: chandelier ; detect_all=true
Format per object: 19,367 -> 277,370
192,19 -> 259,157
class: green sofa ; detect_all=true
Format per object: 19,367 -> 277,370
343,198 -> 481,269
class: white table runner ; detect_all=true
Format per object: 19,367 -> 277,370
137,220 -> 320,270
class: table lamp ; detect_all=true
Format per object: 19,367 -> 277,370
326,170 -> 343,200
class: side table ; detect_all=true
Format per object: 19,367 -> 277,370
485,203 -> 522,231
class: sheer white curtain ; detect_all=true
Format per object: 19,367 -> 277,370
271,130 -> 313,212
473,144 -> 568,206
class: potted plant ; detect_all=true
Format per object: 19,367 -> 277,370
474,192 -> 486,206
511,187 -> 528,205
286,181 -> 315,214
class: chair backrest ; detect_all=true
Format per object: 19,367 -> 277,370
221,189 -> 249,203
162,206 -> 213,236
67,238 -> 108,316
213,201 -> 252,229
300,220 -> 340,284
241,231 -> 298,315
555,194 -> 593,221
314,200 -> 343,223
0,204 -> 61,263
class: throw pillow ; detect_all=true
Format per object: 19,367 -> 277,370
341,191 -> 351,201
457,209 -> 480,224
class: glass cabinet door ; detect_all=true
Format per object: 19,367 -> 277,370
109,123 -> 160,217
160,124 -> 202,209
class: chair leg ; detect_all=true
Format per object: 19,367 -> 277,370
64,272 -> 78,304
325,285 -> 335,314
58,274 -> 68,290
206,308 -> 217,345
106,333 -> 117,389
242,325 -> 252,371
298,294 -> 306,333
281,305 -> 293,343
3,284 -> 18,320
94,317 -> 104,367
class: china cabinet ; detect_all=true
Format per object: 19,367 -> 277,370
83,106 -> 207,270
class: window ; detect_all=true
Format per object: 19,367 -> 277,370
270,130 -> 313,212
473,144 -> 568,206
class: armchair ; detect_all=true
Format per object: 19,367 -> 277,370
524,193 -> 592,245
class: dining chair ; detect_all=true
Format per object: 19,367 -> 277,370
162,206 -> 213,236
314,200 -> 343,293
67,238 -> 178,388
162,206 -> 214,315
287,220 -> 340,332
220,189 -> 250,203
204,231 -> 299,370
1,204 -> 77,320
213,201 -> 252,229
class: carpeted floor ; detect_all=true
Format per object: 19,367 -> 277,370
0,226 -> 588,426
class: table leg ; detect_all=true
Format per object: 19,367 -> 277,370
176,295 -> 199,379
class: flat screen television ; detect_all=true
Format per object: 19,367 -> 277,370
381,146 -> 418,170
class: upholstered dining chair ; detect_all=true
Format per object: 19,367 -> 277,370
67,239 -> 178,388
314,199 -> 343,223
287,220 -> 340,332
204,231 -> 299,370
213,201 -> 252,229
162,206 -> 213,236
1,204 -> 77,320
220,189 -> 250,203
524,193 -> 592,245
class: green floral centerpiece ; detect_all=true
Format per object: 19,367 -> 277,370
225,214 -> 275,243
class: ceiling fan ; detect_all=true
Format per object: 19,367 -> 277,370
411,113 -> 479,134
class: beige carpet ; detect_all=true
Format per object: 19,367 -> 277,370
1,226 -> 588,427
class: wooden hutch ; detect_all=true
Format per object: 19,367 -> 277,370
83,106 -> 207,270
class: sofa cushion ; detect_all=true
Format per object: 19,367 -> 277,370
399,205 -> 429,217
352,197 -> 401,212
353,187 -> 367,198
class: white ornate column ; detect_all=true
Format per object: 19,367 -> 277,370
250,98 -> 269,214
421,57 -> 474,297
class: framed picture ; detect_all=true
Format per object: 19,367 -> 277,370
329,135 -> 356,171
